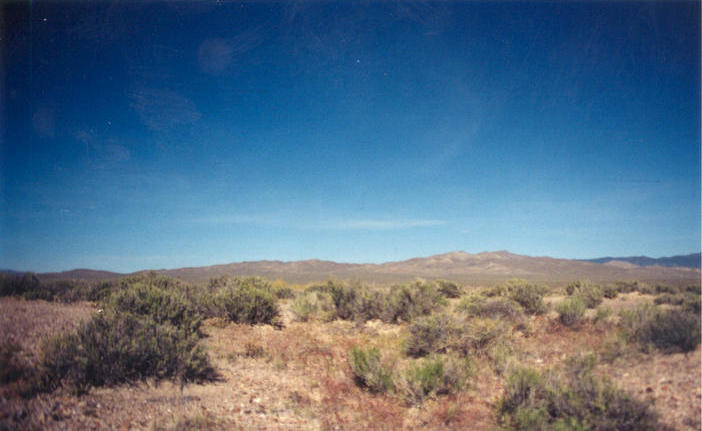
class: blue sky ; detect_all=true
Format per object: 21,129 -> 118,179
2,1 -> 700,273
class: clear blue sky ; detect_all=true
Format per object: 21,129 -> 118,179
2,1 -> 700,273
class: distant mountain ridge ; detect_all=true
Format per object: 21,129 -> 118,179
581,253 -> 701,270
31,250 -> 701,285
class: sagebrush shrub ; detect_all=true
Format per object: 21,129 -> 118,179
108,283 -> 201,334
640,309 -> 700,353
436,280 -> 461,298
578,285 -> 604,309
556,297 -> 586,327
457,293 -> 486,314
461,296 -> 525,323
382,282 -> 445,323
566,280 -> 603,308
402,356 -> 448,404
461,317 -> 507,354
213,286 -> 280,326
406,314 -> 457,357
508,282 -> 547,315
348,347 -> 394,393
498,356 -> 665,430
602,284 -> 619,299
328,281 -> 359,320
291,292 -> 318,322
41,312 -> 215,394
654,292 -> 701,314
0,273 -> 40,297
619,304 -> 656,341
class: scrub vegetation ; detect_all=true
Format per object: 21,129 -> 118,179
0,274 -> 699,430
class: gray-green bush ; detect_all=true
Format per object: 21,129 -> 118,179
620,304 -> 701,353
556,297 -> 586,327
348,347 -> 394,393
41,311 -> 215,395
498,356 -> 666,430
401,355 -> 469,404
213,285 -> 281,326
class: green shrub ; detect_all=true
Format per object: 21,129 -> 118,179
290,292 -> 318,322
639,309 -> 700,353
406,314 -> 457,357
578,285 -> 604,309
461,296 -> 525,323
566,280 -> 589,295
499,367 -> 543,417
461,318 -> 507,353
457,293 -> 487,314
613,281 -> 639,294
556,297 -> 586,327
401,355 -> 469,404
436,280 -> 461,298
567,281 -> 603,308
382,282 -> 446,323
654,292 -> 701,314
498,357 -> 665,430
483,284 -> 509,297
291,290 -> 346,322
620,304 -> 701,353
602,284 -> 619,299
593,306 -> 613,326
0,272 -> 41,297
328,281 -> 359,320
41,312 -> 215,395
272,286 -> 295,299
213,286 -> 280,326
348,347 -> 394,393
406,314 -> 506,358
507,282 -> 547,315
654,284 -> 681,295
352,288 -> 386,322
619,304 -> 657,342
108,283 -> 201,334
637,283 -> 655,295
685,284 -> 701,295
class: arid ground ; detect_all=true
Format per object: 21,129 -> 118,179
1,279 -> 700,431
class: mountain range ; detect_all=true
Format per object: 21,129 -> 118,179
32,251 -> 701,285
581,253 -> 700,269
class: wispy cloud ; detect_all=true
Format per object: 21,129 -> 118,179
129,88 -> 201,132
198,27 -> 264,75
75,130 -> 131,164
194,214 -> 445,231
321,219 -> 446,230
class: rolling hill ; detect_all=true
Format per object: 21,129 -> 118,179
32,251 -> 701,285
